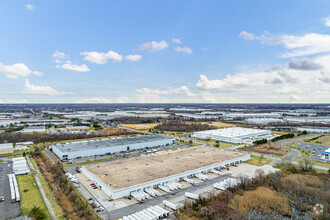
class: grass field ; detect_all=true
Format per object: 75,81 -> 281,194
121,123 -> 158,130
29,157 -> 65,219
16,174 -> 49,216
245,155 -> 273,166
300,135 -> 330,146
238,142 -> 289,157
292,157 -> 330,169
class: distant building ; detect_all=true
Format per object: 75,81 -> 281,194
192,127 -> 272,144
52,134 -> 175,160
297,126 -> 330,134
22,126 -> 45,133
324,148 -> 330,161
0,143 -> 14,154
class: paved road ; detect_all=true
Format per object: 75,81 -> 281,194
0,160 -> 21,219
27,157 -> 57,220
108,173 -> 234,219
44,148 -> 59,164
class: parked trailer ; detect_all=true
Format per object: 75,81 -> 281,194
10,186 -> 16,202
146,208 -> 162,218
163,200 -> 178,210
139,191 -> 150,199
154,205 -> 170,216
210,169 -> 222,175
137,211 -> 151,220
185,192 -> 199,200
145,188 -> 156,197
127,215 -> 136,220
149,206 -> 165,217
142,210 -> 158,220
164,183 -> 176,191
150,188 -> 160,196
213,182 -> 226,190
183,177 -> 198,186
171,182 -> 183,189
158,184 -> 171,193
122,217 -> 129,220
195,173 -> 208,180
130,213 -> 141,220
132,212 -> 145,220
131,191 -> 143,201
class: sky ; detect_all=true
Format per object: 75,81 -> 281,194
0,0 -> 330,103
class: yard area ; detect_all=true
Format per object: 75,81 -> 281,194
292,157 -> 330,169
16,174 -> 48,216
245,155 -> 273,166
121,123 -> 158,130
300,135 -> 330,146
198,122 -> 236,128
238,142 -> 290,157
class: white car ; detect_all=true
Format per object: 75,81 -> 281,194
0,196 -> 4,202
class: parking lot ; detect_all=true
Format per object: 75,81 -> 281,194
295,142 -> 329,160
0,160 -> 21,219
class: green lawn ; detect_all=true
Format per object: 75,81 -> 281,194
16,174 -> 49,217
245,155 -> 273,166
292,157 -> 330,169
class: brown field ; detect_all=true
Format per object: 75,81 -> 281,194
121,123 -> 158,130
230,187 -> 291,216
238,142 -> 289,157
199,122 -> 235,128
304,135 -> 330,146
85,145 -> 246,189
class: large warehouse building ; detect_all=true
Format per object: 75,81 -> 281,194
192,127 -> 272,144
81,145 -> 250,199
52,134 -> 175,160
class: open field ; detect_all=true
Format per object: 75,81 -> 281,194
85,145 -> 246,189
245,155 -> 273,166
300,135 -> 330,146
200,122 -> 235,128
121,123 -> 158,130
238,142 -> 289,157
16,174 -> 49,216
292,157 -> 330,169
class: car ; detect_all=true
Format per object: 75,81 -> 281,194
88,197 -> 93,201
233,164 -> 238,167
0,196 -> 4,202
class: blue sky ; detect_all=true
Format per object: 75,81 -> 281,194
0,0 -> 330,103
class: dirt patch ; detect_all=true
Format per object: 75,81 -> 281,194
239,142 -> 289,157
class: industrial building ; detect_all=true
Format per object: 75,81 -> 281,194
12,157 -> 30,175
22,126 -> 46,133
81,145 -> 250,199
52,134 -> 175,160
297,126 -> 330,134
0,143 -> 14,154
192,127 -> 272,144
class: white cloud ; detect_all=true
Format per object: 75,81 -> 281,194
240,30 -> 330,57
0,99 -> 31,104
81,51 -> 123,64
274,87 -> 301,94
196,74 -> 249,91
58,62 -> 90,72
174,46 -> 192,55
22,79 -> 72,96
140,41 -> 169,52
280,33 -> 330,57
52,50 -> 67,60
25,4 -> 35,10
0,62 -> 43,79
116,96 -> 130,103
323,16 -> 330,27
172,38 -> 181,44
239,31 -> 255,40
125,55 -> 142,62
76,97 -> 111,103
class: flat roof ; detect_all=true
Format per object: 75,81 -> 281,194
194,127 -> 269,138
54,134 -> 174,153
85,145 -> 247,190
